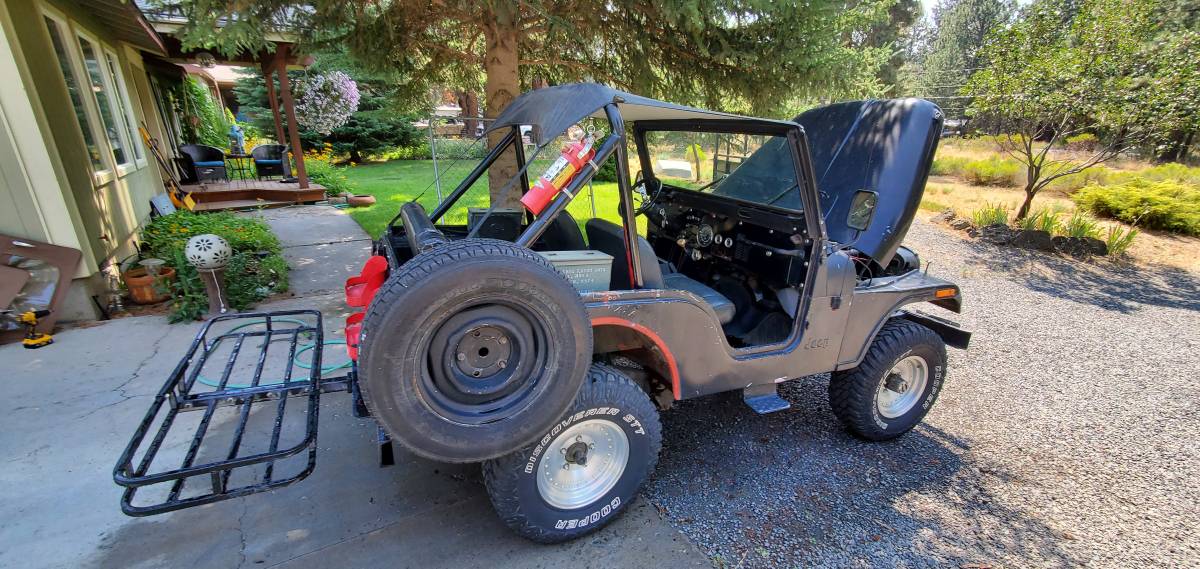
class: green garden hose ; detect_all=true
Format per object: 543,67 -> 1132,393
196,317 -> 351,388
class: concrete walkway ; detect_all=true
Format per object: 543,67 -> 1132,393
0,205 -> 708,569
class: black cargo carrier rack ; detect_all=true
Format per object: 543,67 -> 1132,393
113,310 -> 365,516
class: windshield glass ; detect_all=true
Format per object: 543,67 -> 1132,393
642,130 -> 800,211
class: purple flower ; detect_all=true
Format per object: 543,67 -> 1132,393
294,71 -> 360,134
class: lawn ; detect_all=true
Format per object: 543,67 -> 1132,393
342,159 -> 637,238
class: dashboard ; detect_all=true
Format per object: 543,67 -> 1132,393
643,188 -> 811,286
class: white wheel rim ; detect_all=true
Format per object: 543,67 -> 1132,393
876,355 -> 928,419
536,419 -> 629,510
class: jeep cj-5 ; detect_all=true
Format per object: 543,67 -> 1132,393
114,83 -> 971,543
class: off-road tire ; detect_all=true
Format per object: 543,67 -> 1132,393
829,318 -> 947,441
358,238 -> 592,463
482,364 -> 662,543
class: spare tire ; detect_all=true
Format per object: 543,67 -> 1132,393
358,238 -> 592,463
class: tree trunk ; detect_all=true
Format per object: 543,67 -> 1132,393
1156,129 -> 1194,163
1017,182 -> 1037,221
457,91 -> 480,139
483,3 -> 521,209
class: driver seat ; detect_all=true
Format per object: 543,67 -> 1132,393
584,219 -> 735,324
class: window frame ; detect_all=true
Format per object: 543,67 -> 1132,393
74,29 -> 136,176
40,8 -> 113,185
104,47 -> 146,170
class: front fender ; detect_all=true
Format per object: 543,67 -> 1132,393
835,270 -> 967,369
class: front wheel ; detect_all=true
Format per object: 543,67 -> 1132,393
482,364 -> 662,543
829,319 -> 947,441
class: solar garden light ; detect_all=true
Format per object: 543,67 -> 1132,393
184,234 -> 232,316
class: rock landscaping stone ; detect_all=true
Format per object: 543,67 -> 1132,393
949,218 -> 973,231
1052,236 -> 1110,258
931,209 -> 956,224
1011,229 -> 1054,252
980,224 -> 1014,245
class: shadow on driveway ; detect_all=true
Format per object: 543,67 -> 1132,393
957,238 -> 1200,314
92,393 -> 707,569
645,378 -> 1080,567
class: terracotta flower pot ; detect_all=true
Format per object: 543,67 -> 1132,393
123,266 -> 176,305
347,194 -> 376,207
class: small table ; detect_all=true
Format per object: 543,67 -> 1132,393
225,153 -> 252,181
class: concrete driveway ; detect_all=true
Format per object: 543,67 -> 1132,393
0,206 -> 708,569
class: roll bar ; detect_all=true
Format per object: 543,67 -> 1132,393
389,102 -> 644,289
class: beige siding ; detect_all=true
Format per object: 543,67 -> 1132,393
1,0 -> 167,276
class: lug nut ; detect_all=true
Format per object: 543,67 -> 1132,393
498,337 -> 507,345
498,360 -> 507,369
456,352 -> 466,361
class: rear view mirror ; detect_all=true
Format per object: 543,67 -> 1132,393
847,190 -> 878,231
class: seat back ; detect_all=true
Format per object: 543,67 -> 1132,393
251,144 -> 286,161
531,210 -> 587,251
793,98 -> 942,265
180,144 -> 224,163
584,218 -> 663,289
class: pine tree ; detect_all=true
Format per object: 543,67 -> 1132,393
159,0 -> 896,207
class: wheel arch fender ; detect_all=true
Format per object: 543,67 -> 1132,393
590,317 -> 681,401
836,273 -> 969,369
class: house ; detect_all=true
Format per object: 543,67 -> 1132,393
0,0 -> 317,323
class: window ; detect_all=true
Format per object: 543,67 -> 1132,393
43,16 -> 105,173
104,50 -> 143,164
643,131 -> 801,211
76,35 -> 131,168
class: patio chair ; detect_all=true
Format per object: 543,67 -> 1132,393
251,144 -> 289,180
179,144 -> 228,183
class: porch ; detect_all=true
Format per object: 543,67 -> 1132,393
184,178 -> 328,211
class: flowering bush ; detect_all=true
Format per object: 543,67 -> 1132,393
304,144 -> 357,195
294,71 -> 360,135
142,211 -> 288,321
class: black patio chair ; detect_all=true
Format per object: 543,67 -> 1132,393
179,144 -> 228,183
251,144 -> 289,180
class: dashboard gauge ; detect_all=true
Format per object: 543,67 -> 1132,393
712,233 -> 722,246
697,224 -> 714,247
691,248 -> 703,261
724,236 -> 733,247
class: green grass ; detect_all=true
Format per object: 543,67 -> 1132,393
341,159 -> 638,238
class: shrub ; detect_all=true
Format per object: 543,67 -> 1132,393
1047,166 -> 1112,193
1064,133 -> 1099,152
1105,226 -> 1139,257
1073,179 -> 1200,235
142,211 -> 288,321
971,202 -> 1010,226
962,157 -> 1024,187
931,156 -> 970,177
1062,211 -> 1103,239
435,138 -> 488,160
385,142 -> 433,160
303,146 -> 356,195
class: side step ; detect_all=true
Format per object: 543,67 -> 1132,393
113,311 -> 353,516
743,383 -> 791,414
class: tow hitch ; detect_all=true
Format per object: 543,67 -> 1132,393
112,310 -> 359,516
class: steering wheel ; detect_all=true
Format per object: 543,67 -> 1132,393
632,170 -> 663,216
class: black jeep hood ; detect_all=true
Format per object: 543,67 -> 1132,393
794,98 -> 943,265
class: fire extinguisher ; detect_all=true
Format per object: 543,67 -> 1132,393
520,135 -> 596,215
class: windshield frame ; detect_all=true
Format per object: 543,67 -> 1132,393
632,120 -> 817,219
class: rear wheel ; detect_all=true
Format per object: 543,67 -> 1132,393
829,319 -> 947,441
482,364 -> 662,543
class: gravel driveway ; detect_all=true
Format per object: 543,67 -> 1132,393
644,217 -> 1200,568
